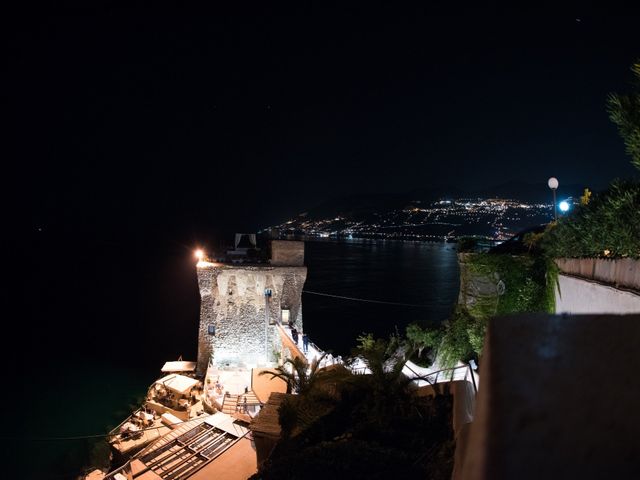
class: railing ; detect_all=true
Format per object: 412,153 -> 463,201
403,362 -> 478,394
277,321 -> 478,394
349,361 -> 478,394
309,341 -> 323,355
103,462 -> 131,480
277,322 -> 343,367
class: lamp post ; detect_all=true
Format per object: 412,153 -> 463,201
548,177 -> 559,221
264,288 -> 272,364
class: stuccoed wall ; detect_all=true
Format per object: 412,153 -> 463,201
555,274 -> 640,314
197,264 -> 307,374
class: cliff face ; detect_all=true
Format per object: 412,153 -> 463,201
197,264 -> 307,374
457,253 -> 502,313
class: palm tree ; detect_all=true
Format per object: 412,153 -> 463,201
352,333 -> 450,422
260,352 -> 331,395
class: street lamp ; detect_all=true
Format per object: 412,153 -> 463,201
548,177 -> 559,221
559,200 -> 570,213
264,288 -> 272,364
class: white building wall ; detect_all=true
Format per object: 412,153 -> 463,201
555,274 -> 640,314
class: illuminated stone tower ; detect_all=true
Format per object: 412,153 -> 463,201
196,240 -> 306,375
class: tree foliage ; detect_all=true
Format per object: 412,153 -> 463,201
469,253 -> 555,315
542,62 -> 640,259
542,180 -> 640,259
405,323 -> 442,366
259,352 -> 329,394
253,333 -> 455,480
608,61 -> 640,170
437,306 -> 480,368
409,251 -> 557,368
352,332 -> 418,419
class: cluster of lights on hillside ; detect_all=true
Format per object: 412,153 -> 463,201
268,196 -> 576,242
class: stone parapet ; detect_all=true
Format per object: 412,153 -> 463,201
270,240 -> 304,266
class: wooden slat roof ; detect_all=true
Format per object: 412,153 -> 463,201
249,392 -> 292,437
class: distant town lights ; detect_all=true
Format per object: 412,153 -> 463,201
559,201 -> 570,212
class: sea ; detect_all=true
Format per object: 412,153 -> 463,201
15,236 -> 459,479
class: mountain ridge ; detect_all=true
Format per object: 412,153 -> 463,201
297,181 -> 586,221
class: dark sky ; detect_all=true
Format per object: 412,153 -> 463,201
8,6 -> 640,454
14,7 -> 640,239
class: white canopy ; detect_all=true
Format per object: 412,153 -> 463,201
155,374 -> 199,395
161,361 -> 197,373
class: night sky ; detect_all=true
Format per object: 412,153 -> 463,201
12,7 -> 639,369
15,7 -> 639,240
7,8 -> 639,476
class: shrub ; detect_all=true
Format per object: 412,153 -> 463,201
405,323 -> 442,367
467,253 -> 555,316
543,180 -> 640,259
436,252 -> 557,367
438,306 -> 479,367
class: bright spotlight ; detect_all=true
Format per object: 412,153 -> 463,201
559,201 -> 570,212
195,249 -> 204,260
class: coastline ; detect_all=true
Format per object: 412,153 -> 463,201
21,240 -> 460,479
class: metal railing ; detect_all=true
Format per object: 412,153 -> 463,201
403,362 -> 478,394
349,361 -> 477,394
276,321 -> 478,394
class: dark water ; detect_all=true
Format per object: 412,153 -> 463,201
16,238 -> 459,479
303,239 -> 460,354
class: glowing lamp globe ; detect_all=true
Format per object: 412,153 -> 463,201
559,201 -> 570,212
195,249 -> 204,260
548,177 -> 559,190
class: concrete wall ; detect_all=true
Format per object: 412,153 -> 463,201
555,274 -> 640,314
270,240 -> 304,266
458,314 -> 640,479
197,264 -> 307,374
555,258 -> 640,291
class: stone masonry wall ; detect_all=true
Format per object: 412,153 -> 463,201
270,240 -> 304,266
197,264 -> 307,375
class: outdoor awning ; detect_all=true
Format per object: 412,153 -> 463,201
161,361 -> 197,373
155,374 -> 199,395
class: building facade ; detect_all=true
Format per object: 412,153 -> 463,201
196,240 -> 306,375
